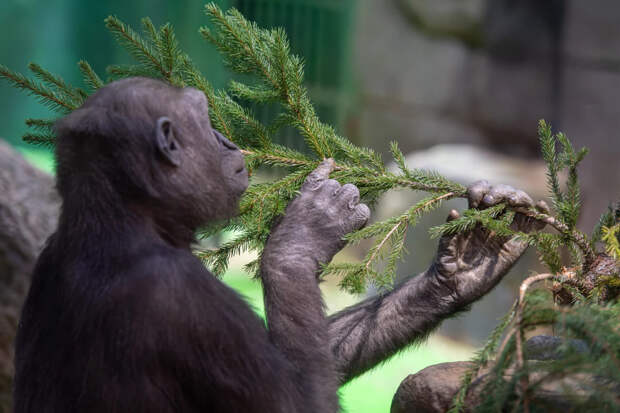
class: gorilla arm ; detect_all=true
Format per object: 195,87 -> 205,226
260,159 -> 370,412
328,181 -> 549,384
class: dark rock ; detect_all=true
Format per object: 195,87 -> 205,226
525,335 -> 588,361
0,140 -> 59,411
391,361 -> 473,413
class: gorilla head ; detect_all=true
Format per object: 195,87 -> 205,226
54,77 -> 248,246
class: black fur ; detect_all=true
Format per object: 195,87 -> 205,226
13,77 -> 542,413
13,78 -> 333,413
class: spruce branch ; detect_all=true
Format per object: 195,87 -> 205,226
602,224 -> 620,259
448,302 -> 518,413
511,206 -> 596,269
22,132 -> 56,147
104,16 -> 167,80
28,63 -> 86,105
202,3 -> 333,158
25,118 -> 56,133
514,273 -> 555,413
2,5 -> 609,299
0,64 -> 76,113
77,60 -> 104,90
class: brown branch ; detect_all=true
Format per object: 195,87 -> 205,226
365,221 -> 405,271
512,207 -> 596,270
514,273 -> 555,413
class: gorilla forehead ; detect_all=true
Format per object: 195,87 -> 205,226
83,77 -> 207,120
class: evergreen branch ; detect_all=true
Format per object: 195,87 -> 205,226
195,231 -> 257,276
0,64 -> 76,112
365,220 -> 406,272
213,90 -> 271,148
538,119 -> 563,208
429,204 -> 507,239
25,118 -> 56,133
77,60 -> 104,90
240,148 -> 466,195
104,16 -> 167,79
602,224 -> 620,259
344,192 -> 455,290
140,17 -> 159,45
28,63 -> 85,105
22,132 -> 56,147
203,4 -> 331,158
240,148 -> 312,168
157,23 -> 178,79
449,302 -> 518,413
511,207 -> 596,269
514,273 -> 555,412
106,64 -> 162,80
390,141 -> 411,178
321,263 -> 370,294
556,131 -> 587,229
591,205 -> 617,246
332,134 -> 385,172
229,80 -> 280,103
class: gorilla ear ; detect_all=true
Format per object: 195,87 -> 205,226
155,117 -> 181,167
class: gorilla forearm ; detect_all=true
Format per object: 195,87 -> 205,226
261,247 -> 340,412
261,238 -> 333,372
329,182 -> 548,384
260,160 -> 369,412
328,268 -> 461,384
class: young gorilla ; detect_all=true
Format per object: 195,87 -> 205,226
14,77 -> 546,412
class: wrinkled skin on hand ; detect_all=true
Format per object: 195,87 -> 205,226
266,158 -> 370,267
430,180 -> 549,309
327,180 -> 549,384
259,159 -> 370,411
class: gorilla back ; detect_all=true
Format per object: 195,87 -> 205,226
13,78 -> 317,413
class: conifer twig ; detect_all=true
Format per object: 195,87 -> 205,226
512,207 -> 596,269
515,273 -> 554,413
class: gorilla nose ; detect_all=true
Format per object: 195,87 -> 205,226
213,129 -> 238,150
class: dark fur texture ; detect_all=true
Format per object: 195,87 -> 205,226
14,77 -> 545,413
13,78 -> 341,413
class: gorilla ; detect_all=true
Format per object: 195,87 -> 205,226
13,77 -> 545,412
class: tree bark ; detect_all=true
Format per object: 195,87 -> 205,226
0,140 -> 59,409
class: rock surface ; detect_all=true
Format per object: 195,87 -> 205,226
0,140 -> 59,409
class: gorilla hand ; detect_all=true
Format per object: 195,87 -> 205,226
265,158 -> 370,268
259,160 -> 369,412
429,180 -> 549,309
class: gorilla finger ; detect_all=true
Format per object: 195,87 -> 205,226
344,203 -> 370,233
336,184 -> 360,209
507,189 -> 534,209
482,184 -> 515,207
321,179 -> 341,196
510,212 -> 531,232
301,158 -> 335,191
535,200 -> 550,214
447,209 -> 460,222
467,180 -> 490,208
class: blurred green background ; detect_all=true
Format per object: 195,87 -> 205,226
1,0 -> 474,411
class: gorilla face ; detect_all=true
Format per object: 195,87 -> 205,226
153,84 -> 249,226
54,77 -> 249,246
